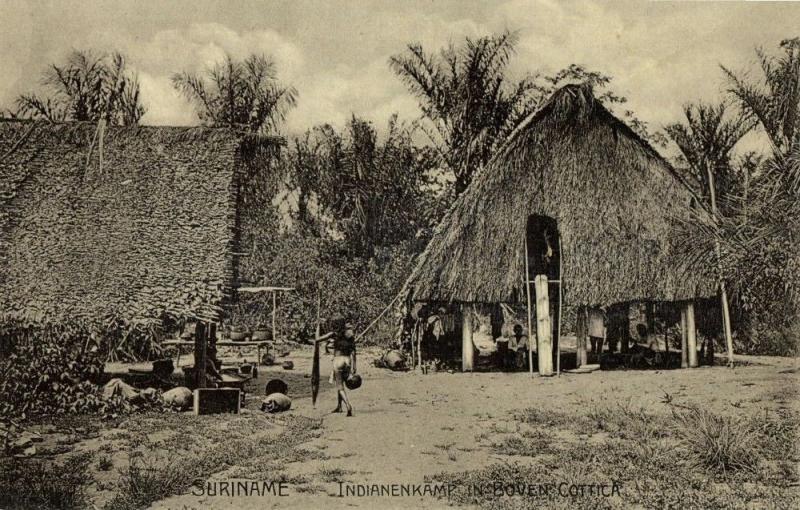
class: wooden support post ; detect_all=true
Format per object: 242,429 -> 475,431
686,302 -> 698,368
461,304 -> 474,372
535,275 -> 553,376
680,306 -> 688,369
620,304 -> 630,354
417,318 -> 422,370
576,306 -> 587,368
194,321 -> 207,389
410,320 -> 417,370
272,291 -> 277,342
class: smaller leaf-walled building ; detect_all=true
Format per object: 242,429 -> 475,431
0,120 -> 278,338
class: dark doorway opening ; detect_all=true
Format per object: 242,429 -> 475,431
526,215 -> 560,281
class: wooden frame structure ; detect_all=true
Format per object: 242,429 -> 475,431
237,286 -> 295,342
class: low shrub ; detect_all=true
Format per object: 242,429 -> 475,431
0,325 -> 127,420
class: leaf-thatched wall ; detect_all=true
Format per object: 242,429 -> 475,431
0,121 -> 273,328
406,84 -> 717,307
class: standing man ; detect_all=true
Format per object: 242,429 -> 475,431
588,307 -> 606,361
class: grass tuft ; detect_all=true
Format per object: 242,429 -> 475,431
672,405 -> 760,475
0,453 -> 92,510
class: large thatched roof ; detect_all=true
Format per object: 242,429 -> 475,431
406,84 -> 716,307
0,120 -> 275,327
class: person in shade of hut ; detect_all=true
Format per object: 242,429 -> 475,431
509,324 -> 529,370
315,319 -> 358,417
202,344 -> 223,387
588,307 -> 607,359
423,306 -> 448,362
629,323 -> 657,367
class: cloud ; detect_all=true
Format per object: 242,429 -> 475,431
286,57 -> 421,133
2,0 -> 796,154
137,73 -> 198,126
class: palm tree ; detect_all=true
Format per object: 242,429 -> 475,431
390,31 -> 543,195
665,102 -> 754,213
666,102 -> 754,366
15,50 -> 145,125
723,37 -> 799,304
172,54 -> 297,133
722,38 -> 800,159
674,38 -> 800,358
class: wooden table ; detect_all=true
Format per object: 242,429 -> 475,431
163,340 -> 271,366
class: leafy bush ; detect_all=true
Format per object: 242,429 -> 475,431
0,325 -> 126,420
0,453 -> 92,510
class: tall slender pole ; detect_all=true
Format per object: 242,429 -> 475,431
556,236 -> 563,376
272,290 -> 277,342
706,166 -> 734,367
312,284 -> 320,407
524,239 -> 534,375
417,318 -> 422,369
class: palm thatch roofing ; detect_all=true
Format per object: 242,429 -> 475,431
0,120 -> 279,328
405,84 -> 717,307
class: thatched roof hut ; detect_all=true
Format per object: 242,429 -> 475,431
405,84 -> 716,308
0,120 -> 278,329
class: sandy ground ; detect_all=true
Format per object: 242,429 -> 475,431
148,346 -> 799,510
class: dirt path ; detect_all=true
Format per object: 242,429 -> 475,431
152,350 -> 799,510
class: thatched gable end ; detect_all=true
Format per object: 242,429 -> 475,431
406,84 -> 716,306
0,121 -> 259,326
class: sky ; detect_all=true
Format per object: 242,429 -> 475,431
1,0 -> 798,151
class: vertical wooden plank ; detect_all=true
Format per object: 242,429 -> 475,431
680,306 -> 689,369
535,275 -> 553,376
461,304 -> 474,372
195,321 -> 207,389
687,302 -> 698,368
